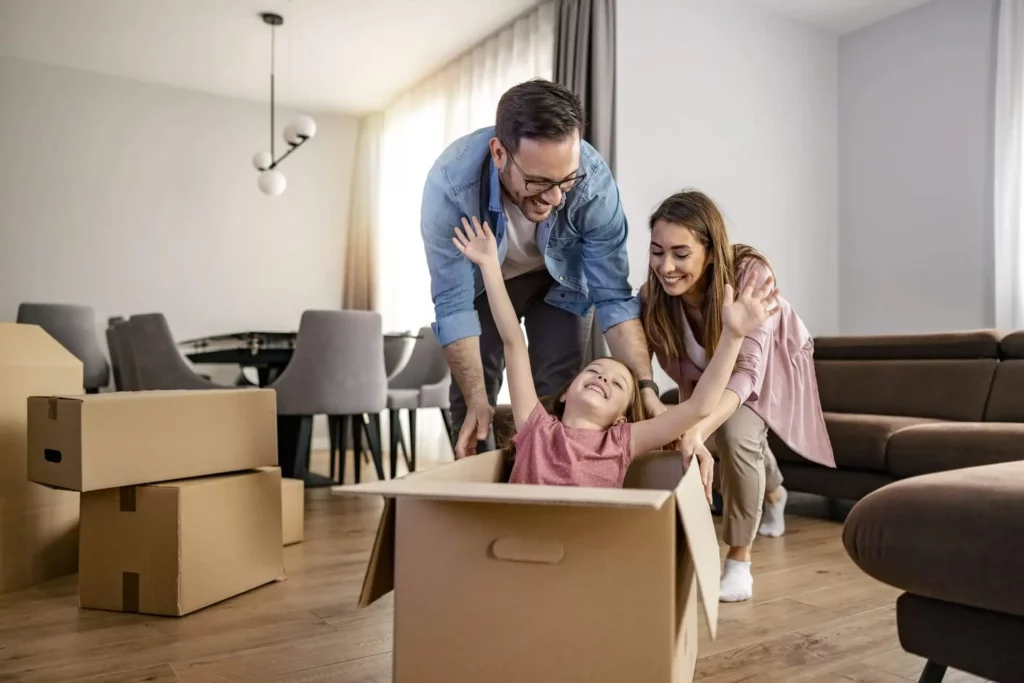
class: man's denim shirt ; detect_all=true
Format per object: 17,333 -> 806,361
420,126 -> 640,347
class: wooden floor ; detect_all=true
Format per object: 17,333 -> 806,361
0,451 -> 989,683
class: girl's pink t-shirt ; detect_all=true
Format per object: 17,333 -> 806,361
508,402 -> 633,488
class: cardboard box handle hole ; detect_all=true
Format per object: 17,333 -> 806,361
44,448 -> 62,464
490,538 -> 564,565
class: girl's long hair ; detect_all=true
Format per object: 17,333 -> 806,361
640,190 -> 773,361
499,361 -> 647,479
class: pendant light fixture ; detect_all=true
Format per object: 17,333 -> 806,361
252,11 -> 316,196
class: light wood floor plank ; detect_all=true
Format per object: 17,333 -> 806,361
0,453 -> 988,682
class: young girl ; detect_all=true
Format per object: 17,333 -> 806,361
452,216 -> 778,498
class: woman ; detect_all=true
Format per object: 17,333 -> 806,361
640,190 -> 836,603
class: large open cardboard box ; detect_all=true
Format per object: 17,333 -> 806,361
26,388 -> 278,492
334,449 -> 721,683
79,467 -> 284,616
0,322 -> 82,594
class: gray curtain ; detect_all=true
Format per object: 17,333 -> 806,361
554,0 -> 617,361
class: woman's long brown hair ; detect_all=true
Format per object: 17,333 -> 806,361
499,360 -> 647,479
640,190 -> 773,360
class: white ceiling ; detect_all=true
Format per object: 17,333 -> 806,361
744,0 -> 934,34
0,0 -> 935,116
0,0 -> 541,115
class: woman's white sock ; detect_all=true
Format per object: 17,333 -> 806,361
758,486 -> 788,537
720,558 -> 753,602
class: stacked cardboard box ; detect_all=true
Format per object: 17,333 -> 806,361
0,323 -> 83,594
281,477 -> 305,545
26,386 -> 286,617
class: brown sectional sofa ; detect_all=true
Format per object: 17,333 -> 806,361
768,329 -> 1024,502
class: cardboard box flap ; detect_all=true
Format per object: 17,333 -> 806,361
0,323 -> 83,369
335,478 -> 672,510
358,498 -> 396,607
674,464 -> 721,638
31,388 -> 259,404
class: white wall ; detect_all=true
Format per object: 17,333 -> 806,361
617,0 -> 839,388
838,0 -> 999,334
0,56 -> 359,354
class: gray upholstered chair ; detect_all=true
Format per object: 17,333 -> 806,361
269,310 -> 388,486
17,303 -> 110,392
105,316 -> 125,390
384,333 -> 416,380
386,326 -> 453,475
124,313 -> 224,391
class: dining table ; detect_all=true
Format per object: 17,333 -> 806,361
177,328 -> 422,487
178,330 -> 421,386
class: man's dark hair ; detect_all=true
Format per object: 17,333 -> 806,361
495,79 -> 585,155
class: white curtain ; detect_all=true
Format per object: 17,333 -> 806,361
995,0 -> 1024,331
368,2 -> 555,461
375,2 -> 556,334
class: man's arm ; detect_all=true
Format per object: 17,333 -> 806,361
574,146 -> 656,400
420,164 -> 492,456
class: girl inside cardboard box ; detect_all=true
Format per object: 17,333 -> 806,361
451,215 -> 778,502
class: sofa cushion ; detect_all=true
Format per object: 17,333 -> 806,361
843,461 -> 1024,619
984,359 -> 1024,422
770,412 -> 937,471
1000,331 -> 1024,359
814,330 -> 1001,361
815,358 -> 997,421
888,422 -> 1024,478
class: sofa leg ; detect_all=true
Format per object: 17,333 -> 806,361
826,497 -> 845,521
918,660 -> 946,683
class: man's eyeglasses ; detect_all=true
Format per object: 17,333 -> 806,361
507,151 -> 586,194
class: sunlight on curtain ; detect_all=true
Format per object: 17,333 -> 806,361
376,2 -> 555,335
995,0 -> 1024,331
373,2 -> 555,457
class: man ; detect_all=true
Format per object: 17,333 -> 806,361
420,78 -> 660,457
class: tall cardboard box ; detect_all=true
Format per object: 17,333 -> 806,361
79,467 -> 285,616
335,450 -> 721,683
0,323 -> 83,594
26,388 -> 278,491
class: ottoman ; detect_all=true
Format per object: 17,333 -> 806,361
842,461 -> 1024,682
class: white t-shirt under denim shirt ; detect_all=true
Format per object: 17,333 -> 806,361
500,194 -> 545,281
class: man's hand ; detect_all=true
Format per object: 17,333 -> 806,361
455,398 -> 494,459
642,389 -> 667,419
679,429 -> 715,504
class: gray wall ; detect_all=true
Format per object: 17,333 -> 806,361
0,56 -> 359,346
617,0 -> 838,392
838,0 -> 999,334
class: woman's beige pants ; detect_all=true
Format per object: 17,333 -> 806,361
713,405 -> 784,547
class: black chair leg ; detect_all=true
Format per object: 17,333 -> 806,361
363,414 -> 386,481
277,415 -> 318,484
328,416 -> 338,481
352,417 -> 362,484
339,413 -> 352,483
389,409 -> 401,479
918,661 -> 946,683
409,409 -> 417,472
440,408 -> 454,454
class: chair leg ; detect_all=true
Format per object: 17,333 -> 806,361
352,417 -> 362,484
440,408 -> 454,454
336,415 -> 350,484
409,409 -> 417,472
389,409 -> 401,479
276,415 -> 313,482
918,661 -> 946,683
328,416 -> 338,481
363,414 -> 386,481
